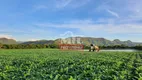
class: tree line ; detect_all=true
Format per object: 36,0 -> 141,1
84,44 -> 142,50
0,43 -> 58,49
0,43 -> 142,50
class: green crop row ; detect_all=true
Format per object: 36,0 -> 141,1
0,49 -> 142,80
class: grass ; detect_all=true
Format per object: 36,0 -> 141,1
0,49 -> 142,80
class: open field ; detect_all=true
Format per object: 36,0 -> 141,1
0,49 -> 142,80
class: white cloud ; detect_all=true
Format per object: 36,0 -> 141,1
107,9 -> 119,18
55,0 -> 72,9
35,19 -> 142,34
33,0 -> 73,11
60,31 -> 74,38
0,34 -> 15,40
0,26 -> 50,35
60,31 -> 84,38
35,21 -> 103,31
55,0 -> 91,9
95,0 -> 142,21
28,39 -> 40,41
33,0 -> 91,11
105,24 -> 142,34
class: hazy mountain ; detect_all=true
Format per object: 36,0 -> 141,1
55,37 -> 140,46
80,37 -> 113,46
21,40 -> 54,44
0,38 -> 17,44
1,37 -> 141,46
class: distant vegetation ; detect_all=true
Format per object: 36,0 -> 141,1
0,43 -> 142,50
0,44 -> 57,49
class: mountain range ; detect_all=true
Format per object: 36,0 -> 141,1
0,37 -> 141,46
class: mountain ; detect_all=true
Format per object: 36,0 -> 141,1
55,37 -> 140,46
80,37 -> 112,46
21,37 -> 141,46
81,37 -> 140,46
21,40 -> 54,44
1,37 -> 141,46
0,38 -> 17,44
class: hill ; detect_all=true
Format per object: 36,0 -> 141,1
22,40 -> 54,44
54,37 -> 140,46
1,37 -> 141,47
0,38 -> 17,44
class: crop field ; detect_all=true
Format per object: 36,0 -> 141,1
0,49 -> 142,80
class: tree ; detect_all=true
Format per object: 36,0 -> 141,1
44,44 -> 48,48
2,44 -> 9,49
0,43 -> 3,49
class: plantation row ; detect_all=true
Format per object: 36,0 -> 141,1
0,49 -> 142,80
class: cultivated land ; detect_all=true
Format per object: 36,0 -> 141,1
0,49 -> 142,80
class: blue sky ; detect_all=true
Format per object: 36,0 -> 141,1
0,0 -> 142,42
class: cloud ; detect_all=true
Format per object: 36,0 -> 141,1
35,19 -> 142,35
96,0 -> 142,18
55,0 -> 72,9
33,0 -> 91,11
33,0 -> 73,11
0,34 -> 15,39
60,31 -> 84,38
27,39 -> 40,41
35,19 -> 103,32
0,26 -> 50,35
104,24 -> 142,34
106,9 -> 119,18
0,29 -> 30,34
55,0 -> 91,9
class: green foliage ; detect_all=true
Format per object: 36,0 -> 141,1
0,49 -> 142,79
134,45 -> 142,50
1,44 -> 49,49
0,43 -> 142,50
0,43 -> 2,49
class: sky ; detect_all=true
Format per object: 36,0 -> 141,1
0,0 -> 142,42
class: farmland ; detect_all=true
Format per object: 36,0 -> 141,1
0,49 -> 142,80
